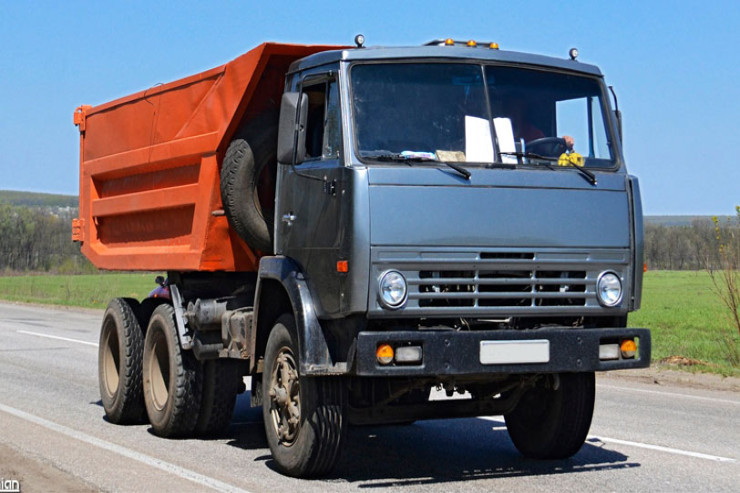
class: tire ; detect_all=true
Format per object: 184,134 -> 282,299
262,314 -> 345,477
142,305 -> 202,437
504,372 -> 595,459
220,112 -> 278,253
135,297 -> 166,331
195,360 -> 241,436
98,298 -> 147,424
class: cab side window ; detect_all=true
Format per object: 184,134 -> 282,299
302,79 -> 341,161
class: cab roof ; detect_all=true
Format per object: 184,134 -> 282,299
289,44 -> 604,77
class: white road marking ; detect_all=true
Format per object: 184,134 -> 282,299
478,417 -> 737,463
597,383 -> 740,406
0,403 -> 252,493
589,436 -> 737,463
16,330 -> 98,347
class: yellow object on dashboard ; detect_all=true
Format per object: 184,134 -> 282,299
558,152 -> 584,167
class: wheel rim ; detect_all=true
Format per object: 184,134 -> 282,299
147,331 -> 170,411
101,323 -> 120,397
268,345 -> 301,446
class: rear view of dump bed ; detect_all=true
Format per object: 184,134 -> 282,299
73,43 -> 338,272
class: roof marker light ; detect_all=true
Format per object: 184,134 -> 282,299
489,42 -> 499,50
467,40 -> 477,47
445,38 -> 455,46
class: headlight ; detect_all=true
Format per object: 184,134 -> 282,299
597,272 -> 623,307
378,270 -> 407,309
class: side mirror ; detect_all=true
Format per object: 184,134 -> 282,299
608,86 -> 623,144
277,92 -> 308,164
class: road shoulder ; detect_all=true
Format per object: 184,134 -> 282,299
0,442 -> 97,493
599,365 -> 740,392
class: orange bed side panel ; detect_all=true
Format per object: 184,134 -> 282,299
75,43 -> 341,272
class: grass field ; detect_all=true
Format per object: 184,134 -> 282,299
629,270 -> 739,376
0,272 -> 156,309
0,270 -> 738,376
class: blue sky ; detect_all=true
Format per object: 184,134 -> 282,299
0,1 -> 738,215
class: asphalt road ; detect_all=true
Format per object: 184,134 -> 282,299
0,301 -> 738,492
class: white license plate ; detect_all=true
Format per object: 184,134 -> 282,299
479,340 -> 550,365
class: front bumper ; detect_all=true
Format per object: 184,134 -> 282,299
354,327 -> 650,376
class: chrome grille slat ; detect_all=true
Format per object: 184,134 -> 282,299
410,278 -> 590,286
410,291 -> 589,299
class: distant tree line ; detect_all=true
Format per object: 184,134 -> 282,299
0,189 -> 77,208
0,203 -> 94,273
0,201 -> 738,274
645,218 -> 738,271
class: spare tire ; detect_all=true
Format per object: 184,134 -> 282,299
221,112 -> 278,253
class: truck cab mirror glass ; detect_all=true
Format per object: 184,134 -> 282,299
277,92 -> 308,164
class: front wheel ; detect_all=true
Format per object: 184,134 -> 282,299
504,372 -> 595,459
262,314 -> 345,477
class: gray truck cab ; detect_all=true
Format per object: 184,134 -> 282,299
255,41 -> 650,475
273,41 -> 646,356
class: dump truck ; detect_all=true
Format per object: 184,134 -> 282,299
75,37 -> 651,477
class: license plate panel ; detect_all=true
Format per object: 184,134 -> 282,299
479,340 -> 550,365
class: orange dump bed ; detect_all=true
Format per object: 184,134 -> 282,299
74,43 -> 339,272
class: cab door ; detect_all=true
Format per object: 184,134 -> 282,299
275,73 -> 349,316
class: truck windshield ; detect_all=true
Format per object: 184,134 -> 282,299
351,63 -> 615,169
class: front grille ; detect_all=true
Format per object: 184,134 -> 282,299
417,268 -> 587,307
370,248 -> 630,317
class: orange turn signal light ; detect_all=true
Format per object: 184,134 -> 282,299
621,339 -> 637,359
376,344 -> 394,365
337,260 -> 348,273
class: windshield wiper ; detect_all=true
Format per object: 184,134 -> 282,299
365,152 -> 471,180
499,151 -> 597,186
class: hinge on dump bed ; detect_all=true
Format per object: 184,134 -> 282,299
73,105 -> 92,132
71,218 -> 84,242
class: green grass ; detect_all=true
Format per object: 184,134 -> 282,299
0,273 -> 156,309
0,270 -> 738,376
629,270 -> 740,377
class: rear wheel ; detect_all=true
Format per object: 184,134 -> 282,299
195,360 -> 241,436
142,305 -> 202,437
262,314 -> 345,477
135,297 -> 166,331
98,298 -> 146,424
504,372 -> 595,459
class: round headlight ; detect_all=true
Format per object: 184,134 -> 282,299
597,272 -> 623,307
378,270 -> 407,309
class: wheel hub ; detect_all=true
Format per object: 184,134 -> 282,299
268,348 -> 301,445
